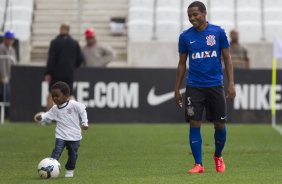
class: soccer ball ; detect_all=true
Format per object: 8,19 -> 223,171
37,158 -> 61,179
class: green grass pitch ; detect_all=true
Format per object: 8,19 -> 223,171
1,123 -> 282,184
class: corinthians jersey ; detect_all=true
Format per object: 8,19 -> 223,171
178,23 -> 229,87
41,100 -> 88,141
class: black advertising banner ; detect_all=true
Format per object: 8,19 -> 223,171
10,66 -> 282,123
10,66 -> 184,122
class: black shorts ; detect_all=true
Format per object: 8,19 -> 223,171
185,86 -> 227,123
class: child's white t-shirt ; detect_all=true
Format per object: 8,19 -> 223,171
41,100 -> 88,141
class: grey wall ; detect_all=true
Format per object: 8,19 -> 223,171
128,41 -> 280,69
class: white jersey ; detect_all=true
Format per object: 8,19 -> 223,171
41,100 -> 88,141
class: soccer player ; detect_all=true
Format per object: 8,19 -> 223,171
34,81 -> 89,177
174,1 -> 236,174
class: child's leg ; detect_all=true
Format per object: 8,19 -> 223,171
65,141 -> 80,170
51,138 -> 65,160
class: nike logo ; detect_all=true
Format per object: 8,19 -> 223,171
147,87 -> 185,106
221,116 -> 226,120
190,41 -> 196,44
191,141 -> 198,144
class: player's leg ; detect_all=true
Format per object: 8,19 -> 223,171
207,86 -> 227,172
51,138 -> 66,160
214,122 -> 226,158
213,123 -> 226,172
185,87 -> 206,174
65,140 -> 80,177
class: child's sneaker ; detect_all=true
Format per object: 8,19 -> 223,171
65,170 -> 74,177
214,154 -> 226,172
187,164 -> 205,174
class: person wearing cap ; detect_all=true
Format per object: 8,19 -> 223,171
0,31 -> 17,118
82,28 -> 115,67
44,23 -> 84,111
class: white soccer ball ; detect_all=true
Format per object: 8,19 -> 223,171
37,157 -> 61,179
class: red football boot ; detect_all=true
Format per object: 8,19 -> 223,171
214,154 -> 226,172
187,164 -> 205,174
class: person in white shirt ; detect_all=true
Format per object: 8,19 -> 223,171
34,81 -> 89,178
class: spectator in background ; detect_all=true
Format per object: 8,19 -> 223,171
0,31 -> 17,117
82,28 -> 115,67
45,23 -> 84,111
229,29 -> 250,69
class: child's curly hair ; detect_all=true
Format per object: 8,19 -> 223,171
51,81 -> 70,96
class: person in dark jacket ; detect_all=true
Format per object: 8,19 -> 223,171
44,23 -> 84,110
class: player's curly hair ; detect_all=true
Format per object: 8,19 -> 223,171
51,81 -> 70,96
188,1 -> 207,13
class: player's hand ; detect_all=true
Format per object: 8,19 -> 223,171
34,112 -> 46,126
81,123 -> 89,130
175,90 -> 183,108
226,83 -> 236,101
34,112 -> 43,122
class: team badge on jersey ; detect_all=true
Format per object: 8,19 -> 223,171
67,108 -> 72,114
206,35 -> 216,46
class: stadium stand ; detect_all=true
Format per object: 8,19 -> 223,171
0,1 -> 6,29
129,0 -> 154,9
156,9 -> 180,41
3,0 -> 33,41
128,19 -> 153,42
209,0 -> 234,35
0,0 -> 279,68
128,0 -> 154,41
31,0 -> 128,66
237,0 -> 263,42
263,0 -> 282,41
155,0 -> 181,41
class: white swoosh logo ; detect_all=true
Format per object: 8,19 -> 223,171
221,116 -> 226,120
147,87 -> 186,106
190,41 -> 196,44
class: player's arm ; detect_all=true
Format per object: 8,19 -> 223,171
76,42 -> 84,68
34,111 -> 54,126
175,53 -> 188,108
101,45 -> 116,65
244,48 -> 250,69
80,110 -> 89,130
222,48 -> 236,100
76,102 -> 89,130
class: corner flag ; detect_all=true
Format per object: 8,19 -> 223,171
271,36 -> 282,127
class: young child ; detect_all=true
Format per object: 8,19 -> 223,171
34,81 -> 89,178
